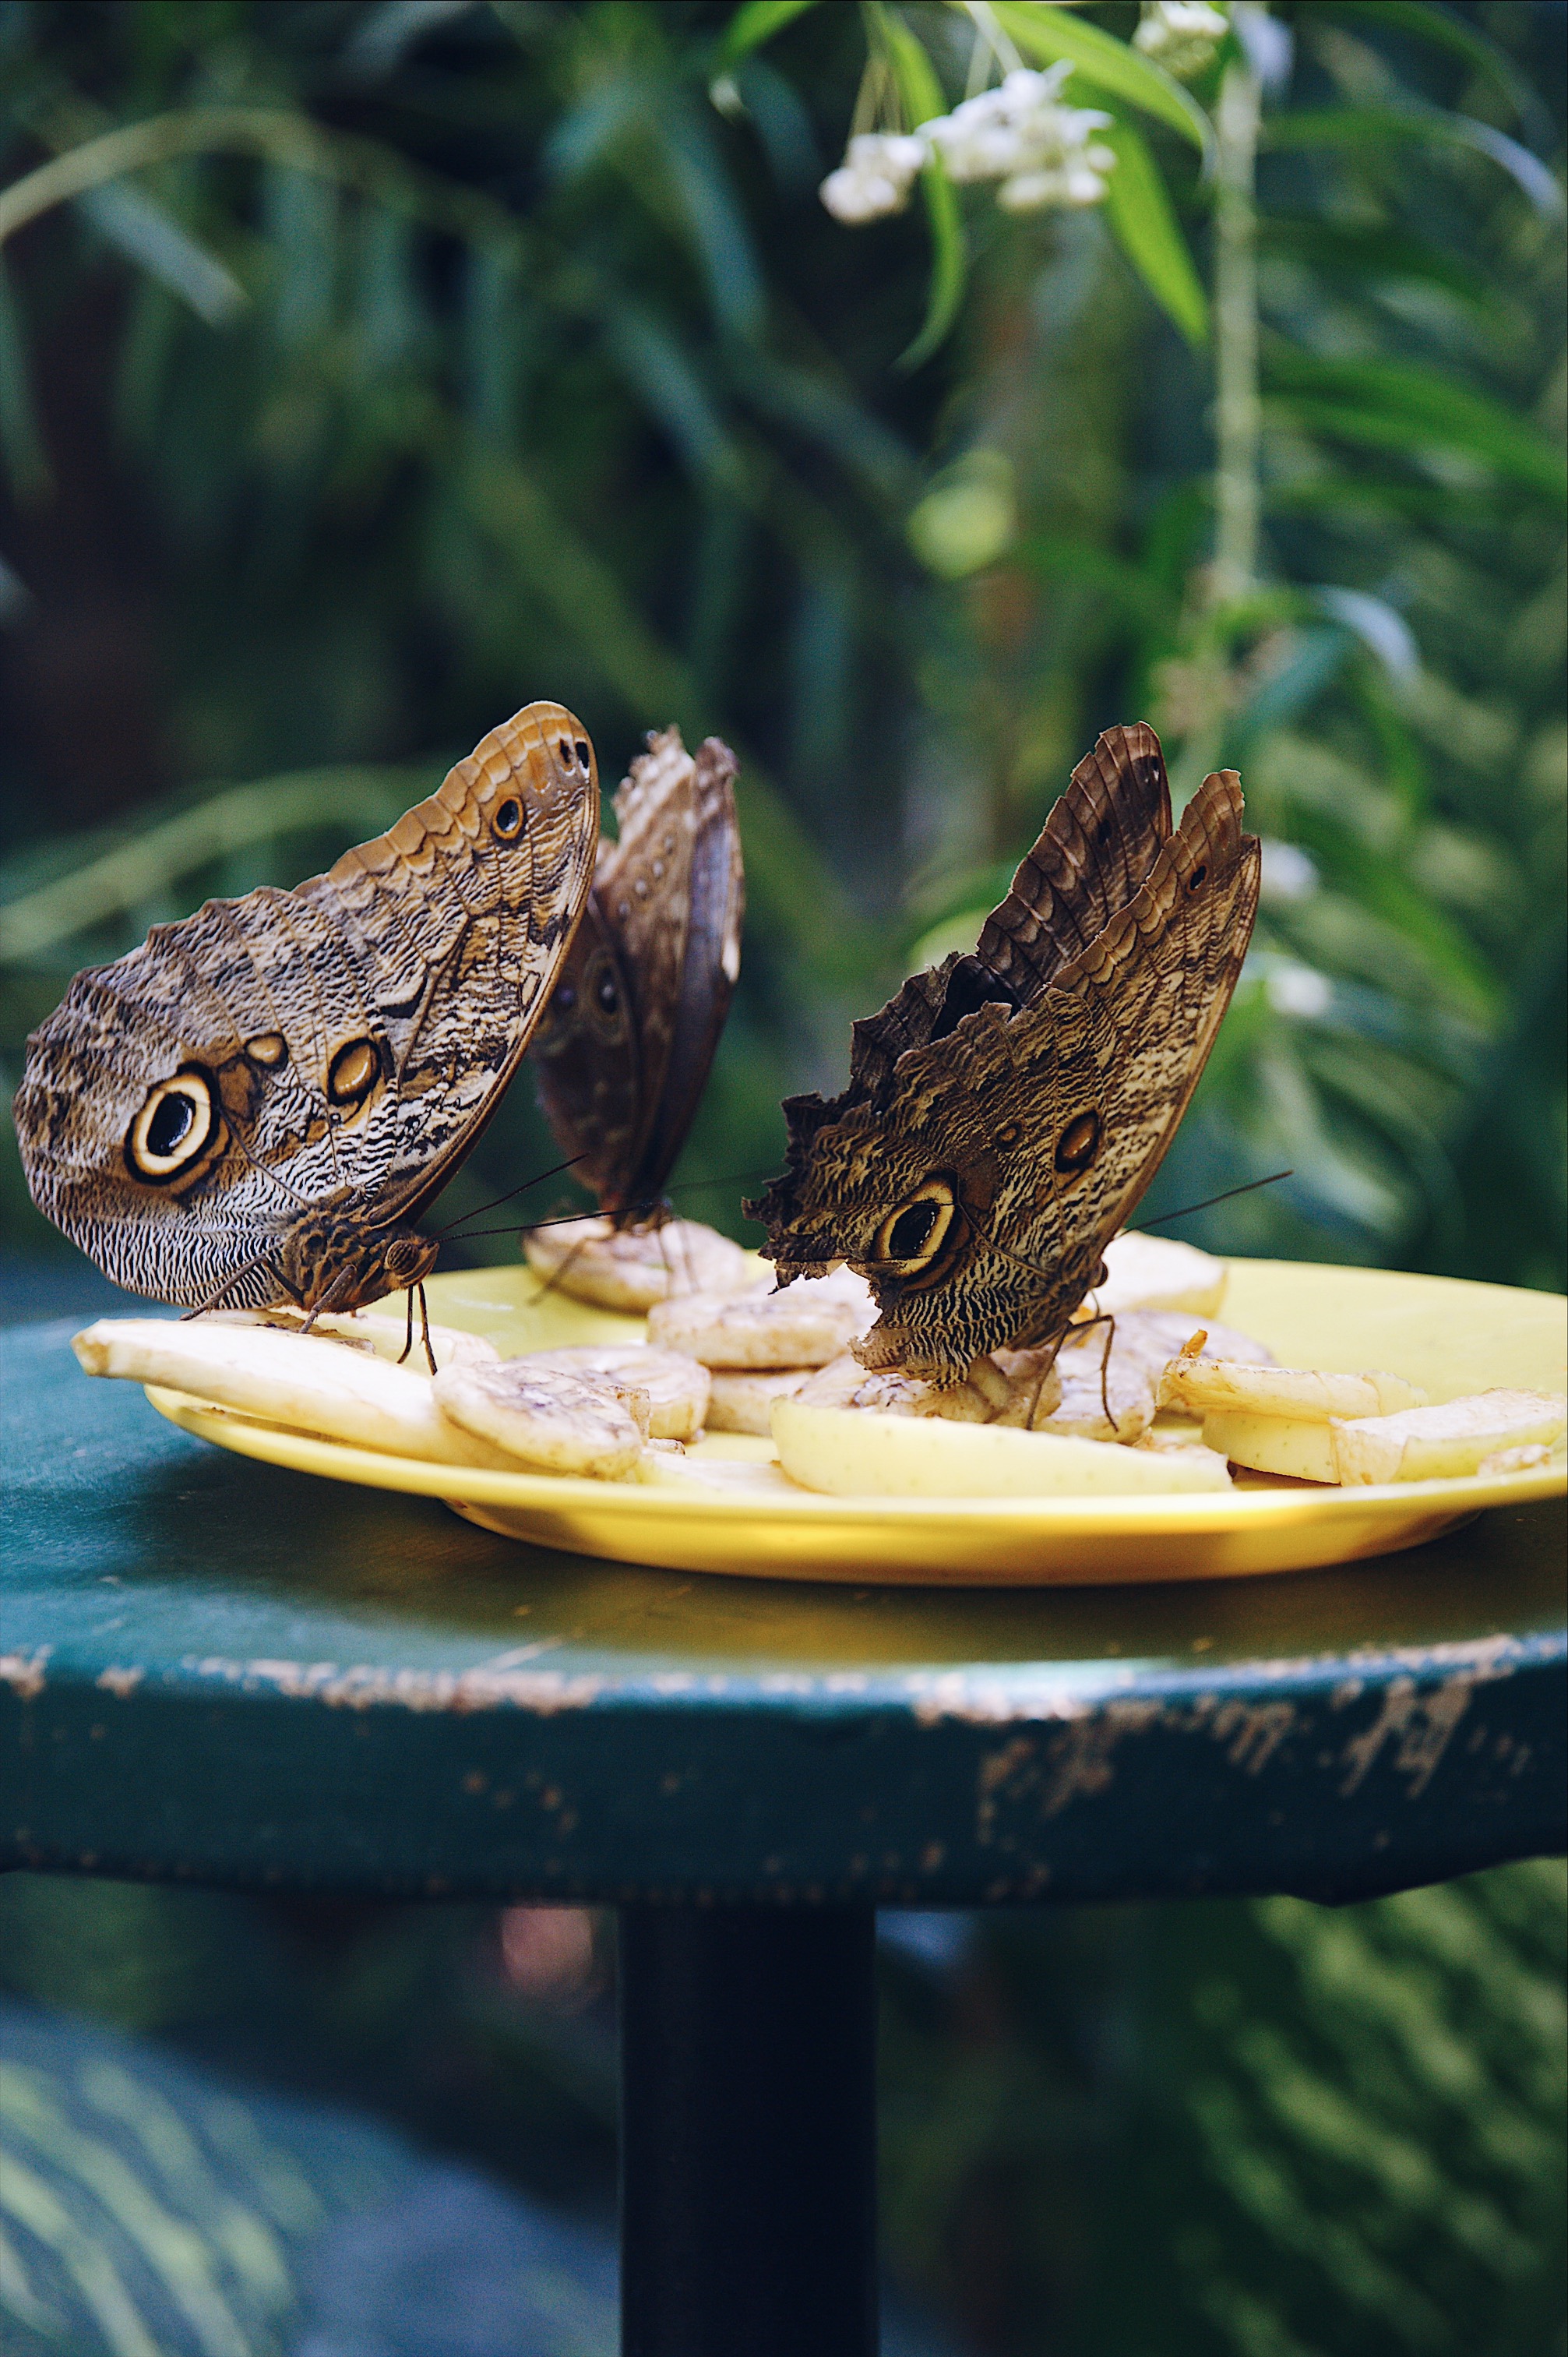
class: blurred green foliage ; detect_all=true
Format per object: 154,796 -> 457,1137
0,1860 -> 1561,2357
0,0 -> 1560,1280
0,8 -> 1562,2356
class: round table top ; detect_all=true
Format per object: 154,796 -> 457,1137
3,1313 -> 1563,1907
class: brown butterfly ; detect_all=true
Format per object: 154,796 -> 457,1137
745,724 -> 1260,1381
13,702 -> 600,1321
530,725 -> 745,1219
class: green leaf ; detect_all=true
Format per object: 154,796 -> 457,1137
713,0 -> 818,74
1265,106 -> 1563,217
876,8 -> 967,369
1259,216 -> 1492,308
1099,117 -> 1207,348
1263,348 -> 1568,501
1327,2 -> 1546,135
76,180 -> 245,326
987,2 -> 1214,161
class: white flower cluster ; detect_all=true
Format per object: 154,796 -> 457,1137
819,65 -> 1116,227
924,64 -> 1115,213
819,132 -> 929,224
1132,2 -> 1229,82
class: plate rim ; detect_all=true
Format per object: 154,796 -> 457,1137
145,1385 -> 1566,1530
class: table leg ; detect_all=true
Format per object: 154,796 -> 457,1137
618,1903 -> 879,2357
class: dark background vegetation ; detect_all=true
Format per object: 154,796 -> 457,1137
0,5 -> 1562,2354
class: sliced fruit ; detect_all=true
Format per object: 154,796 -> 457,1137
1201,1410 -> 1339,1484
1088,1232 -> 1226,1318
1330,1389 -> 1566,1484
433,1357 -> 648,1479
771,1399 -> 1233,1498
522,1216 -> 752,1311
520,1343 -> 710,1439
72,1317 -> 513,1468
1161,1360 -> 1427,1421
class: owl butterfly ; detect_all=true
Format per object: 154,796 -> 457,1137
746,724 -> 1260,1381
530,725 -> 745,1219
14,703 -> 599,1323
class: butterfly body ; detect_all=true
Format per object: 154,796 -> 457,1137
15,702 -> 600,1314
748,726 -> 1260,1381
532,725 -> 744,1220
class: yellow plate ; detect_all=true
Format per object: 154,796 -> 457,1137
143,1258 -> 1566,1586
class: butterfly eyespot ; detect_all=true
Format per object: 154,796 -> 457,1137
1054,1108 -> 1102,1176
996,1123 -> 1020,1148
125,1067 -> 217,1182
558,740 -> 574,768
575,740 -> 590,770
596,970 -> 619,1015
246,1032 -> 287,1069
492,797 -> 525,841
556,983 -> 576,1011
1187,863 -> 1208,893
872,1177 -> 957,1277
328,1038 -> 380,1106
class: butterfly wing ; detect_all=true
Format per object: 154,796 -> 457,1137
749,756 -> 1259,1379
15,702 -> 599,1306
533,726 -> 744,1216
528,870 -> 646,1208
820,724 -> 1172,1103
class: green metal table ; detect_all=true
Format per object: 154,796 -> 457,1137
3,1314 -> 1563,2355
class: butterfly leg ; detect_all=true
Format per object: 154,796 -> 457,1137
396,1286 -> 416,1366
298,1264 -> 358,1337
1099,1314 -> 1117,1427
180,1252 -> 286,1320
524,1228 -> 593,1307
418,1282 -> 436,1375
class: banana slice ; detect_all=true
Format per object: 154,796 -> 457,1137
1031,1328 -> 1155,1442
72,1318 -> 514,1468
206,1306 -> 499,1372
433,1358 -> 647,1479
647,1268 -> 872,1369
1161,1358 -> 1427,1420
520,1344 -> 710,1440
794,1350 -> 1061,1426
1087,1233 -> 1227,1318
705,1367 -> 816,1434
635,1452 -> 804,1498
771,1399 -> 1232,1498
522,1216 -> 752,1312
1330,1390 -> 1566,1485
1106,1310 -> 1274,1379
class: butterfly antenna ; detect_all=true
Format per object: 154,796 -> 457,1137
435,1153 -> 590,1238
1136,1170 -> 1293,1230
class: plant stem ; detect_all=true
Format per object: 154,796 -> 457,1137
1210,18 -> 1262,605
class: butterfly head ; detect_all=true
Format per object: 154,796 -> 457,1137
274,1205 -> 439,1314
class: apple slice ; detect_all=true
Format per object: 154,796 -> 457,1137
771,1399 -> 1231,1498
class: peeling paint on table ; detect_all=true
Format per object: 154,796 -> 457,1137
2,1317 -> 1563,1905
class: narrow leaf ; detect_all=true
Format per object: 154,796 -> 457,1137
1263,348 -> 1568,500
1329,2 -> 1546,136
714,0 -> 818,72
77,181 -> 246,325
1266,106 -> 1563,217
877,7 -> 967,369
1099,117 -> 1207,348
987,2 -> 1214,161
